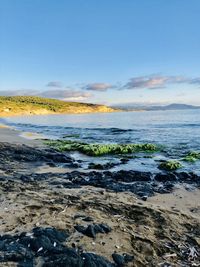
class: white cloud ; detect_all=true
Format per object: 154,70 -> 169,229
124,75 -> 189,89
46,81 -> 63,88
85,83 -> 114,91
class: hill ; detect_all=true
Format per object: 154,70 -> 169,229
145,103 -> 200,111
0,96 -> 117,117
113,103 -> 200,111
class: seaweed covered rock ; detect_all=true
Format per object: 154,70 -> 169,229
183,151 -> 200,162
158,160 -> 183,171
45,140 -> 159,156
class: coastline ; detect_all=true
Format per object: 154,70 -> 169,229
0,126 -> 44,146
0,108 -> 121,118
0,126 -> 199,266
0,96 -> 121,117
1,126 -> 199,219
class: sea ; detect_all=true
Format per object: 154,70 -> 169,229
1,109 -> 200,174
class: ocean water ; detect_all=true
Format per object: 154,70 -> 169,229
1,109 -> 200,173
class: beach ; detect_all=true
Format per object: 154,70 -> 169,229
0,126 -> 199,266
2,0 -> 200,265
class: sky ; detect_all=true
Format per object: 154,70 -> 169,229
0,0 -> 200,105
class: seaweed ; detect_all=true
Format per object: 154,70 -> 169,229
45,140 -> 159,156
158,160 -> 183,171
183,151 -> 200,162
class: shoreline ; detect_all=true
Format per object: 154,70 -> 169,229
0,109 -> 122,118
0,127 -> 44,146
1,126 -> 200,218
0,127 -> 199,266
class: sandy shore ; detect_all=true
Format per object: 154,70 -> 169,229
148,186 -> 200,220
0,127 -> 199,266
0,126 -> 44,147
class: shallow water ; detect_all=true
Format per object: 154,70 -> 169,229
1,109 -> 200,173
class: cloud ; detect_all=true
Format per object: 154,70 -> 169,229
189,78 -> 200,84
40,90 -> 92,101
0,89 -> 92,102
124,75 -> 190,90
46,81 -> 63,88
85,83 -> 114,91
0,90 -> 39,96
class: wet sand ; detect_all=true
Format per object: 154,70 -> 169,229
0,127 -> 199,266
0,127 -> 44,147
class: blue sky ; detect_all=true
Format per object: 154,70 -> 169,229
1,0 -> 200,105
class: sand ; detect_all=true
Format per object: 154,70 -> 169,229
0,127 -> 199,266
148,186 -> 200,220
0,127 -> 44,147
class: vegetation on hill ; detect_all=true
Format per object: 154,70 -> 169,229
0,96 -> 117,116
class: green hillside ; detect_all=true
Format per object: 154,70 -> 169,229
0,96 -> 117,116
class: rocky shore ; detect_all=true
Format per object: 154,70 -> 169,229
0,130 -> 200,266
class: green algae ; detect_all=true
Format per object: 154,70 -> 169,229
183,151 -> 200,162
158,160 -> 183,171
45,140 -> 159,156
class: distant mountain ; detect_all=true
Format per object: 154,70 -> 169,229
113,103 -> 200,111
145,103 -> 200,111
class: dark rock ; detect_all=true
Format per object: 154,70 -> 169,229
141,196 -> 147,201
74,224 -> 112,238
98,224 -> 112,233
81,252 -> 114,267
0,227 -> 114,267
1,142 -> 200,199
32,227 -> 69,243
82,216 -> 94,222
154,173 -> 177,182
123,253 -> 134,262
88,162 -> 120,170
43,249 -> 84,267
112,253 -> 125,266
177,172 -> 200,183
84,225 -> 96,238
114,170 -> 152,182
47,162 -> 57,167
112,253 -> 134,266
120,158 -> 129,164
74,225 -> 86,234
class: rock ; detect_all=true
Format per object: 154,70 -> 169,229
112,253 -> 125,266
123,253 -> 134,262
74,224 -> 112,238
85,225 -> 96,238
81,252 -> 114,267
120,158 -> 130,164
0,227 -> 115,267
154,173 -> 177,182
1,142 -> 200,199
88,162 -> 119,170
43,249 -> 84,267
141,196 -> 148,201
98,224 -> 112,233
114,170 -> 152,182
74,225 -> 86,234
82,216 -> 94,222
112,253 -> 134,266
